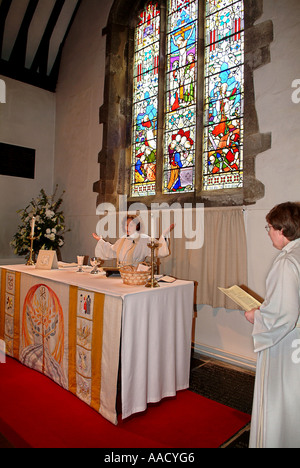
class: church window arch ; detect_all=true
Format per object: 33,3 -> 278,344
94,0 -> 273,209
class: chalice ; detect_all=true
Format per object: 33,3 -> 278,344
90,257 -> 103,274
77,255 -> 85,273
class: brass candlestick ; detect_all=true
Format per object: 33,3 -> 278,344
26,236 -> 36,266
145,240 -> 160,288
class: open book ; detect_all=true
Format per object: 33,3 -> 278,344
219,285 -> 262,311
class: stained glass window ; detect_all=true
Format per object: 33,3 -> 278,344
131,0 -> 244,197
131,1 -> 160,197
163,0 -> 198,194
203,0 -> 244,190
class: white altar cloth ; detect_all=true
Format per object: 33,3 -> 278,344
0,264 -> 194,423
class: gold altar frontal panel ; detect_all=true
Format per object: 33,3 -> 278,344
0,268 -> 122,425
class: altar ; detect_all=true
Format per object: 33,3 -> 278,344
0,264 -> 194,425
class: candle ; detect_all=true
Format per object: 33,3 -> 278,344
151,213 -> 155,240
30,217 -> 36,237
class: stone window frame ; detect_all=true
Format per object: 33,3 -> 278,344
94,0 -> 273,209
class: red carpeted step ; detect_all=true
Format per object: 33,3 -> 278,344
0,358 -> 250,448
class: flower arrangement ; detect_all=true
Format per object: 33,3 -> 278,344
11,186 -> 69,259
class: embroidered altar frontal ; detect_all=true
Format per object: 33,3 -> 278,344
0,268 -> 122,425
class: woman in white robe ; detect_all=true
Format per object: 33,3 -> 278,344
93,215 -> 174,267
245,202 -> 300,448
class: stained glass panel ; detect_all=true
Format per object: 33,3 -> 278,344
203,0 -> 244,191
131,1 -> 160,197
163,0 -> 198,194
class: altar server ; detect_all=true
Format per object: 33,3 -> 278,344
93,215 -> 174,267
245,202 -> 300,448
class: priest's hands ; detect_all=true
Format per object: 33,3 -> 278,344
162,224 -> 175,238
244,308 -> 257,324
92,233 -> 102,241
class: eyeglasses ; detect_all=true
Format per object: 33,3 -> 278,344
265,225 -> 271,233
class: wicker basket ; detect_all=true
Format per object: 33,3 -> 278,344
120,265 -> 150,286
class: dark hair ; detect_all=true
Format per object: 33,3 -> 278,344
266,202 -> 300,241
126,215 -> 141,232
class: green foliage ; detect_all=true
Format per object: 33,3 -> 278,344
11,186 -> 70,259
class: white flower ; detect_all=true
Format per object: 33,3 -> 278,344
59,239 -> 64,247
52,228 -> 57,234
45,210 -> 55,219
45,233 -> 55,241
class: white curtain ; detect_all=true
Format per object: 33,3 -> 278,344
160,207 -> 247,309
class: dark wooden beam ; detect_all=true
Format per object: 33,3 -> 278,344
0,58 -> 57,92
0,0 -> 81,92
0,0 -> 13,57
9,0 -> 39,68
30,0 -> 65,76
48,0 -> 82,89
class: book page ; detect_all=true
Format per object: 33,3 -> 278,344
158,276 -> 176,283
218,285 -> 262,310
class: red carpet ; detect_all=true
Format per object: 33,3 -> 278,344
0,358 -> 250,448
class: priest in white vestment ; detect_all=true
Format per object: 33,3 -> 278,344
93,215 -> 174,267
245,202 -> 300,448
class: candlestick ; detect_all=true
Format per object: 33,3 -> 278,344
145,240 -> 160,288
26,236 -> 36,266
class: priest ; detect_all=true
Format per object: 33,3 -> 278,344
93,215 -> 174,267
245,202 -> 300,448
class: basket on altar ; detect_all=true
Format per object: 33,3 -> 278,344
120,264 -> 151,286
